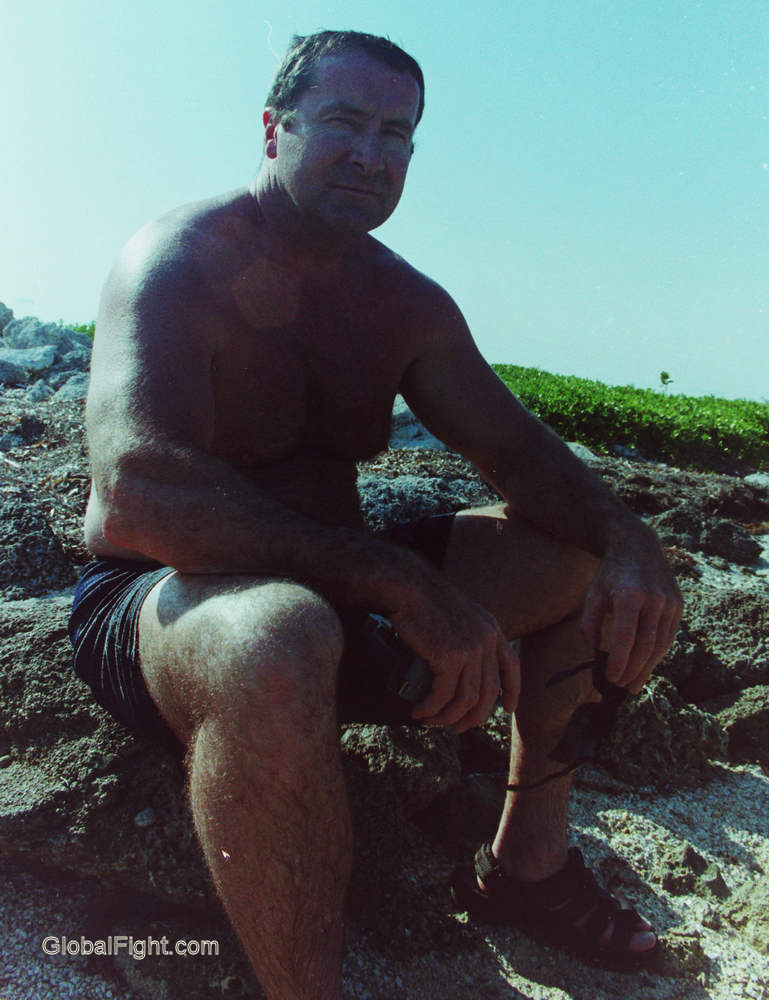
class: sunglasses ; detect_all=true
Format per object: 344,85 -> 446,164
506,651 -> 627,793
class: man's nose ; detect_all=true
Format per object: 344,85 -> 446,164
349,129 -> 385,173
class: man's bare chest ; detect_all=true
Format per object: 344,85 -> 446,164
209,297 -> 413,467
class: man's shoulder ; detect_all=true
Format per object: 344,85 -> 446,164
356,236 -> 456,313
117,189 -> 251,271
105,189 -> 253,304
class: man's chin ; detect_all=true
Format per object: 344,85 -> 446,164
328,204 -> 394,236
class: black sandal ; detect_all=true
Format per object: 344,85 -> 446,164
451,843 -> 660,971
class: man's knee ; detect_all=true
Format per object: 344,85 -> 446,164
444,504 -> 599,635
142,576 -> 344,741
206,583 -> 344,720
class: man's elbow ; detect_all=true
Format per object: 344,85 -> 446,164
96,465 -> 152,550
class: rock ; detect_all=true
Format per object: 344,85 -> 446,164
389,396 -> 445,450
665,584 -> 769,702
25,380 -> 54,403
649,507 -> 700,550
659,927 -> 712,977
52,372 -> 89,402
0,593 -> 210,905
656,843 -> 731,899
595,458 -> 769,523
650,508 -> 761,565
57,346 -> 92,370
0,345 -> 57,381
0,587 -> 466,913
17,413 -> 46,443
746,471 -> 769,495
0,414 -> 44,451
133,807 -> 157,828
725,877 -> 769,953
359,473 -> 497,533
2,317 -> 92,356
0,488 -> 75,597
340,724 -> 461,815
0,320 -> 93,396
701,519 -> 761,564
598,675 -> 728,787
0,358 -> 26,386
567,441 -> 597,463
703,685 -> 769,763
0,302 -> 14,332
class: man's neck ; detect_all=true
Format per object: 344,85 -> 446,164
249,176 -> 366,275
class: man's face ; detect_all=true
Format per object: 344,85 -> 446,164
266,50 -> 420,236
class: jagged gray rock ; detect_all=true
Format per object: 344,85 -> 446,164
599,675 -> 728,786
0,316 -> 92,399
389,396 -> 446,450
359,472 -> 497,533
0,487 -> 76,596
2,317 -> 92,355
52,372 -> 90,402
664,585 -> 769,702
650,508 -> 761,565
704,685 -> 769,763
0,302 -> 13,332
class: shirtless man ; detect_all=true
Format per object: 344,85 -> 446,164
70,30 -> 682,1000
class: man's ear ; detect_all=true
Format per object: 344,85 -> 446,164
263,108 -> 278,159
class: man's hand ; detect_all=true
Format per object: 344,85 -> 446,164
580,530 -> 682,694
389,580 -> 519,734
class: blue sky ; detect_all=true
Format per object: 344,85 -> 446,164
3,0 -> 767,401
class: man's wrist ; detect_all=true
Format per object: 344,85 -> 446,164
361,536 -> 437,616
603,512 -> 662,562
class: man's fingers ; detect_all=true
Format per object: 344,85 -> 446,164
580,586 -> 608,652
616,604 -> 663,688
418,664 -> 480,728
498,638 -> 520,714
414,626 -> 515,731
411,669 -> 459,720
605,594 -> 644,682
443,637 -> 515,733
611,589 -> 682,690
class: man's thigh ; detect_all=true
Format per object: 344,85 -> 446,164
138,572 -> 343,745
442,503 -> 600,638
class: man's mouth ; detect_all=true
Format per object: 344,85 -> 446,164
329,184 -> 382,198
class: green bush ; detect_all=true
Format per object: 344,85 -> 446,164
492,364 -> 769,473
68,321 -> 96,339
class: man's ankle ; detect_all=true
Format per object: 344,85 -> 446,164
490,836 -> 569,883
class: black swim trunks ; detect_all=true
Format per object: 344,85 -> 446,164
69,513 -> 457,749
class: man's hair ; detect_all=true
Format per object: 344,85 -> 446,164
266,30 -> 425,127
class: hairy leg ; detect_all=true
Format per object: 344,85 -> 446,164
443,505 -> 598,870
443,505 -> 655,950
139,574 -> 352,1000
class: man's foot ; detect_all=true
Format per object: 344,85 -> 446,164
451,843 -> 660,971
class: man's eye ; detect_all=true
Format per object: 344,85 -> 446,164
384,130 -> 409,145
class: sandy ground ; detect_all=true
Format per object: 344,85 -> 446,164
4,533 -> 769,1000
2,757 -> 768,999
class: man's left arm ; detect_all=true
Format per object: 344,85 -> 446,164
400,287 -> 682,693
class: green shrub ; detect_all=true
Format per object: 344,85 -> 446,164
69,321 -> 96,339
492,364 -> 769,472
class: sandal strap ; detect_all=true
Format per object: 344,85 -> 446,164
472,844 -> 646,953
474,842 -> 505,887
603,907 -> 644,952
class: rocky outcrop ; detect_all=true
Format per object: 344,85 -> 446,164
0,304 -> 91,402
1,302 -> 768,995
